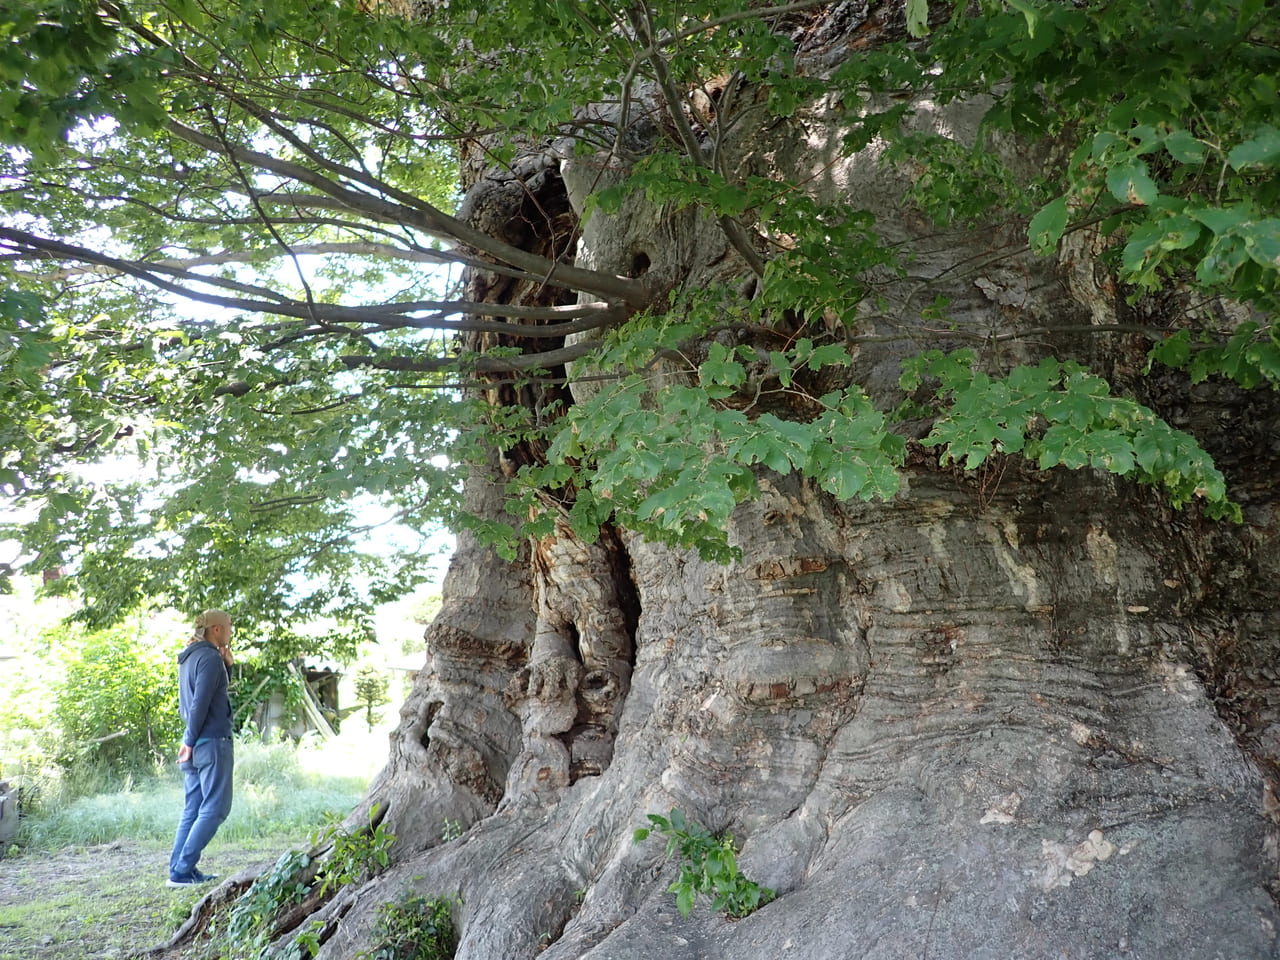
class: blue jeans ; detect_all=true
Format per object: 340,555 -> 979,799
169,737 -> 234,878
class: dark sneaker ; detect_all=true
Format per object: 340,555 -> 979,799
192,869 -> 218,883
166,873 -> 202,887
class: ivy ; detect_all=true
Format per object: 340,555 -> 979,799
219,849 -> 313,960
313,808 -> 396,898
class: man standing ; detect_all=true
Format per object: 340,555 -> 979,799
168,608 -> 235,887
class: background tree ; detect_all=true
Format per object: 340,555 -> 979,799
0,607 -> 184,784
3,1 -> 1280,958
353,665 -> 391,732
48,617 -> 181,772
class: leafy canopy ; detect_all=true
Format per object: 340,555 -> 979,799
1,0 -> 1276,641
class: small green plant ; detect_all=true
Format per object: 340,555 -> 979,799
633,808 -> 775,919
314,806 -> 396,898
440,817 -> 464,842
360,893 -> 459,960
280,919 -> 328,960
220,849 -> 312,960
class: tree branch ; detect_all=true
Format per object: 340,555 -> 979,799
339,339 -> 603,376
19,242 -> 462,283
626,3 -> 767,278
0,226 -> 628,340
164,119 -> 649,306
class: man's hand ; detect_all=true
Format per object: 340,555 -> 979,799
178,743 -> 192,763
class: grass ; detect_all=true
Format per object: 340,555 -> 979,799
12,727 -> 385,851
0,835 -> 301,960
0,724 -> 389,960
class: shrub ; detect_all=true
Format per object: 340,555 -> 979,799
47,616 -> 183,777
634,808 -> 775,919
363,894 -> 459,960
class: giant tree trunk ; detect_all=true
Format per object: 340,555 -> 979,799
320,470 -> 1280,960
216,10 -> 1280,960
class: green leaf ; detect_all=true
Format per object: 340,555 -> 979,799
806,343 -> 852,370
1131,428 -> 1166,474
1006,0 -> 1042,37
1028,197 -> 1069,254
1187,205 -> 1251,236
1164,129 -> 1207,164
711,182 -> 750,215
676,884 -> 696,917
1157,215 -> 1202,251
1196,233 -> 1250,284
1106,160 -> 1159,206
1249,341 -> 1280,384
699,342 -> 747,389
1242,219 -> 1280,270
768,350 -> 794,388
905,0 -> 930,37
1087,430 -> 1135,473
1227,126 -> 1280,171
912,351 -> 1235,520
1148,331 -> 1192,370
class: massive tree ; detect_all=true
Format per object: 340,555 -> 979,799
4,1 -> 1280,957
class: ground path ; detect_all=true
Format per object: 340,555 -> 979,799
0,837 -> 285,960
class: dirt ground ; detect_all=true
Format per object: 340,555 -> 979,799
0,837 -> 283,960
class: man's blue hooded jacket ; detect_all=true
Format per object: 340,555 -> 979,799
178,640 -> 233,747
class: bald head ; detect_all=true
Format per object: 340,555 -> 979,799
193,609 -> 234,665
193,609 -> 231,637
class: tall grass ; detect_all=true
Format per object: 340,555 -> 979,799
14,727 -> 387,852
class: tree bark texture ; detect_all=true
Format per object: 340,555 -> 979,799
263,11 -> 1280,960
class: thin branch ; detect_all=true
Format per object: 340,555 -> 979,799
21,242 -> 448,283
204,103 -> 321,324
380,299 -> 613,320
0,226 -> 627,339
643,0 -> 832,57
386,368 -> 633,392
626,3 -> 767,277
248,494 -> 327,513
165,118 -> 648,306
11,240 -> 294,305
339,339 -> 603,376
275,303 -> 627,344
93,2 -> 649,307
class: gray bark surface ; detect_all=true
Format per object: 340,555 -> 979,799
322,466 -> 1280,960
